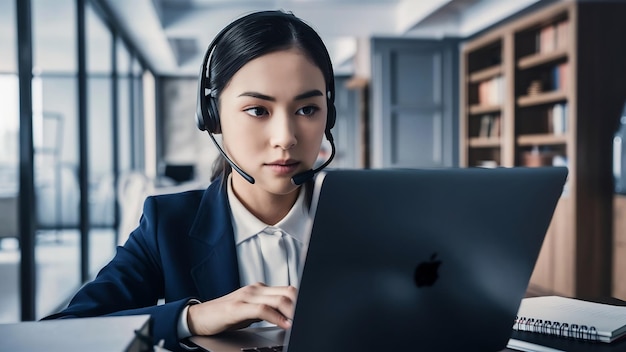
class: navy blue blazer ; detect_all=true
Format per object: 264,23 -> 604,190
44,179 -> 241,351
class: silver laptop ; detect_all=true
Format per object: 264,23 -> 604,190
190,167 -> 568,352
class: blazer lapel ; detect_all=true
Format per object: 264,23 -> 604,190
187,180 -> 241,300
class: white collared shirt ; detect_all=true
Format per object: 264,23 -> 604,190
178,176 -> 312,338
227,175 -> 310,288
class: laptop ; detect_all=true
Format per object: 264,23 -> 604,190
190,167 -> 568,352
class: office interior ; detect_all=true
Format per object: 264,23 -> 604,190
1,0 -> 626,324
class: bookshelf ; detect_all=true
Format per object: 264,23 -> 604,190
461,36 -> 504,169
614,195 -> 626,300
460,1 -> 626,298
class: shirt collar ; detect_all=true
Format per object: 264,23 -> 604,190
227,175 -> 310,245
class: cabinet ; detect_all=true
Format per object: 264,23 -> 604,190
460,1 -> 626,298
371,38 -> 459,168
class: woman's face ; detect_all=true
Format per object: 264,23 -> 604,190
219,47 -> 328,197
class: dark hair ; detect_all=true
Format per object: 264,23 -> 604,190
207,10 -> 335,182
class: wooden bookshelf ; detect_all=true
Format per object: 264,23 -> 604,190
517,91 -> 567,107
468,104 -> 501,115
468,65 -> 503,83
614,195 -> 626,301
517,48 -> 568,70
468,137 -> 500,148
517,134 -> 567,146
460,1 -> 626,298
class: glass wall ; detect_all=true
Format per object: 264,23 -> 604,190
0,0 -> 19,323
86,2 -> 116,275
117,40 -> 132,174
32,0 -> 81,319
0,0 -> 147,322
132,57 -> 145,172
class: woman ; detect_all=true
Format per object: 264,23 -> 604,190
44,10 -> 336,352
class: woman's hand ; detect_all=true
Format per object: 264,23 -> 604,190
187,282 -> 297,336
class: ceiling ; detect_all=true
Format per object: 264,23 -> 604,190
97,0 -> 550,77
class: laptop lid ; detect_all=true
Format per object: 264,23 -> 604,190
191,167 -> 568,352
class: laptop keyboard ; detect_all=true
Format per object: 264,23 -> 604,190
241,346 -> 283,352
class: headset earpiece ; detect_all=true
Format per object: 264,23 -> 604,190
195,61 -> 210,131
326,98 -> 336,132
206,94 -> 221,133
195,68 -> 207,131
196,64 -> 222,133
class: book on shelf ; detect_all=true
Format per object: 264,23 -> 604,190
555,20 -> 569,50
512,296 -> 626,344
538,24 -> 556,53
478,114 -> 501,138
551,62 -> 569,92
477,76 -> 503,106
549,103 -> 567,135
490,115 -> 501,137
536,20 -> 569,54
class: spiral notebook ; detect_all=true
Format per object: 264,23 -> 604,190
511,296 -> 626,343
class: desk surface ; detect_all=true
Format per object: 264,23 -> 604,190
0,315 -> 151,352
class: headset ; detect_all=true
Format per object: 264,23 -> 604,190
195,11 -> 336,186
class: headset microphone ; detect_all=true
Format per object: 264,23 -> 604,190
206,131 -> 256,184
291,131 -> 336,186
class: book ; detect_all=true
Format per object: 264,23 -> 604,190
512,296 -> 626,343
509,329 -> 626,352
538,24 -> 556,53
479,115 -> 492,138
490,115 -> 501,137
477,114 -> 501,138
477,76 -> 503,106
550,103 -> 567,135
555,20 -> 569,50
507,336 -> 566,352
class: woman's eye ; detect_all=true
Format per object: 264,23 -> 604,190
296,106 -> 319,116
244,107 -> 268,117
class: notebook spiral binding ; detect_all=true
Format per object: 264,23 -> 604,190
513,316 -> 600,342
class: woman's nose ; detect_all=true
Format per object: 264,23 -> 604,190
269,112 -> 297,150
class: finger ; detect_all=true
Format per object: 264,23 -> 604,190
269,285 -> 298,302
240,302 -> 293,330
242,293 -> 296,320
245,283 -> 298,302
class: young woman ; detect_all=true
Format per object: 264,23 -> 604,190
44,10 -> 336,352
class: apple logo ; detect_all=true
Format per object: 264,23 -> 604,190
414,252 -> 441,287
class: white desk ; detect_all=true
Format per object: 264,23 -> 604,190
0,315 -> 151,352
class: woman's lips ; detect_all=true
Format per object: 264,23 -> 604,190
265,161 -> 300,175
